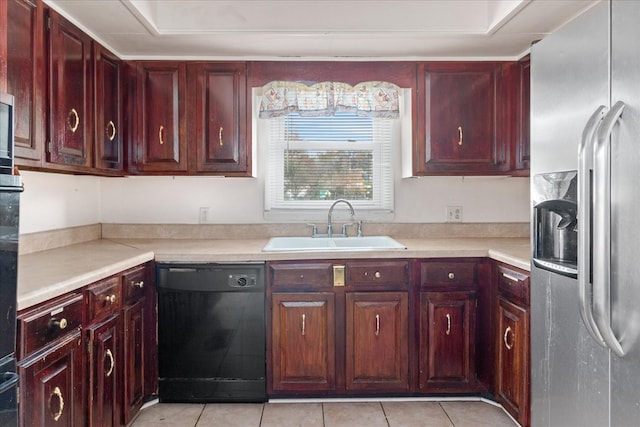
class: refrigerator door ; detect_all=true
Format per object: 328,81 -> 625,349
610,1 -> 640,424
530,2 -> 610,426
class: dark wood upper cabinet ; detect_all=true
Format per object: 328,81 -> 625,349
515,56 -> 530,174
187,62 -> 249,175
415,62 -> 510,175
130,61 -> 187,173
6,0 -> 45,166
46,8 -> 93,169
93,43 -> 123,173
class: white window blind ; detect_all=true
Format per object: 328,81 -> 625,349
265,112 -> 393,211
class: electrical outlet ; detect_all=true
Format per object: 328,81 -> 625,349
446,206 -> 463,222
199,207 -> 210,224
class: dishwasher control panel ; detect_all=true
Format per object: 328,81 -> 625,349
228,273 -> 258,288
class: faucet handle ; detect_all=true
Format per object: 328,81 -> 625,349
341,223 -> 354,236
307,223 -> 318,237
356,220 -> 363,237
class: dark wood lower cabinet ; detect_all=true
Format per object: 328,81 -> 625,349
16,262 -> 156,427
345,292 -> 409,392
122,297 -> 146,424
17,331 -> 84,427
86,314 -> 120,427
270,292 -> 336,393
420,291 -> 477,392
496,296 -> 529,426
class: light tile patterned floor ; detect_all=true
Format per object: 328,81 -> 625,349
131,400 -> 518,427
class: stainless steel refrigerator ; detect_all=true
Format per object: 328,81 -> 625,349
530,0 -> 640,426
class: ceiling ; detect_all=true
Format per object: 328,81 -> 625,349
44,0 -> 600,60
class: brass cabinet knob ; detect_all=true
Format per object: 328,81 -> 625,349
50,318 -> 68,330
448,272 -> 455,279
132,280 -> 145,289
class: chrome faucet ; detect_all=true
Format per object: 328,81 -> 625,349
327,199 -> 355,237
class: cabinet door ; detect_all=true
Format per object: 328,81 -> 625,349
496,297 -> 529,426
420,291 -> 477,391
515,56 -> 530,173
133,61 -> 187,173
271,293 -> 335,392
345,292 -> 409,391
417,62 -> 508,175
18,331 -> 83,427
122,297 -> 145,425
188,62 -> 248,174
86,314 -> 120,427
46,9 -> 92,168
7,0 -> 45,165
93,43 -> 122,173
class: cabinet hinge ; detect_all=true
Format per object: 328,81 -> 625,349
86,340 -> 92,355
47,141 -> 52,153
46,16 -> 51,30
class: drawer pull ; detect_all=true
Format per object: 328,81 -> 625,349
49,317 -> 68,330
132,280 -> 145,289
50,386 -> 64,421
374,271 -> 381,279
375,314 -> 380,336
105,349 -> 115,377
445,313 -> 451,335
504,326 -> 514,350
301,314 -> 306,336
448,272 -> 455,279
104,294 -> 117,304
502,272 -> 520,282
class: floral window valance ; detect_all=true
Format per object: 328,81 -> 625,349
259,80 -> 400,119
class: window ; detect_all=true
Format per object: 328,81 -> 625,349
263,111 -> 394,212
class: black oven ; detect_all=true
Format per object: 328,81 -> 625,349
0,93 -> 15,175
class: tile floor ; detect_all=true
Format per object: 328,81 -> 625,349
131,399 -> 518,427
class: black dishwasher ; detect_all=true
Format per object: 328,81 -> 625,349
156,263 -> 266,403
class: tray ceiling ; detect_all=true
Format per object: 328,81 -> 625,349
44,0 -> 600,60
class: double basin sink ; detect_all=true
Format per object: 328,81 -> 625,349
262,235 -> 406,252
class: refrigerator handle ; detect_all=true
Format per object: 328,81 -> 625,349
577,105 -> 607,346
593,100 -> 626,357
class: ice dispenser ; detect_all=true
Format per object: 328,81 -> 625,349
532,171 -> 578,278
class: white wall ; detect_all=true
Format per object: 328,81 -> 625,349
19,170 -> 101,234
18,169 -> 529,234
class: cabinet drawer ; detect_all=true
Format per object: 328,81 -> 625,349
269,262 -> 333,289
421,261 -> 476,288
122,264 -> 147,305
497,265 -> 530,306
85,275 -> 122,322
17,293 -> 83,359
346,260 -> 409,287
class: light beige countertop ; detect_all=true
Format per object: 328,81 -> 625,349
17,237 -> 530,311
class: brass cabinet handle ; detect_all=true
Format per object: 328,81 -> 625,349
50,386 -> 65,421
448,272 -> 455,280
159,125 -> 164,145
375,314 -> 380,336
106,120 -> 116,141
50,317 -> 68,330
132,280 -> 145,289
104,294 -> 116,304
445,313 -> 451,336
301,313 -> 306,336
105,349 -> 115,377
457,126 -> 463,146
219,126 -> 224,146
504,326 -> 514,350
67,108 -> 80,133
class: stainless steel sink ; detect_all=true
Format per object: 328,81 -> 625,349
262,236 -> 406,252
